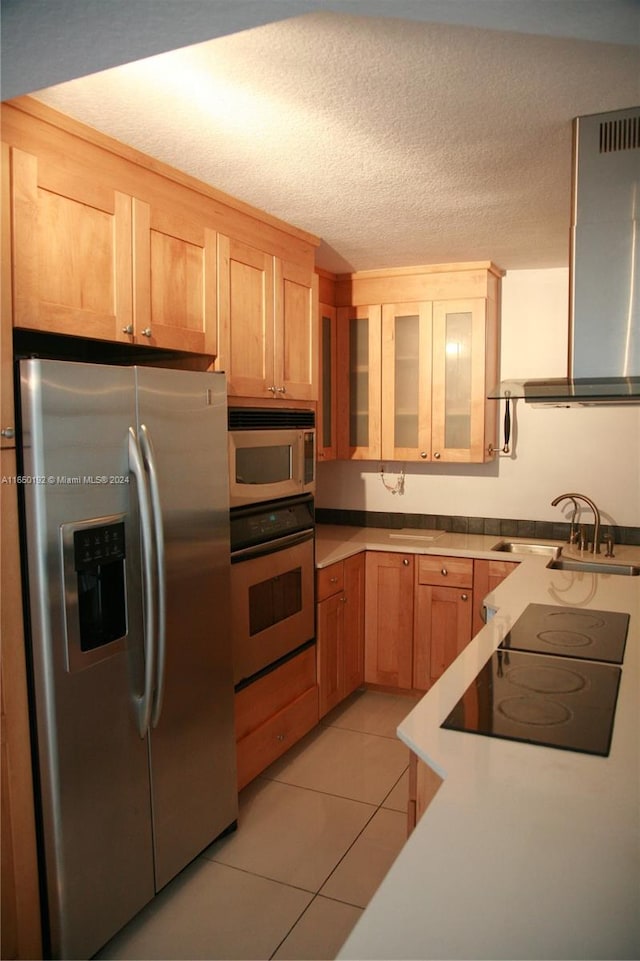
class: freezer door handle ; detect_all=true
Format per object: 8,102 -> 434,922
128,426 -> 156,738
139,424 -> 167,728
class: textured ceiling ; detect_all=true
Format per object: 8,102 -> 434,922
31,11 -> 640,273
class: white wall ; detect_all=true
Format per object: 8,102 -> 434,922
316,268 -> 640,528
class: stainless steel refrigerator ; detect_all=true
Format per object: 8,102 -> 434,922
18,359 -> 238,960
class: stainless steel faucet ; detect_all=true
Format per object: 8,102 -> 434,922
551,492 -> 601,555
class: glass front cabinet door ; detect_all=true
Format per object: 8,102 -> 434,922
431,298 -> 491,463
337,305 -> 382,459
381,302 -> 433,461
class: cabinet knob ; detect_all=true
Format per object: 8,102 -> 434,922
1,427 -> 15,439
403,558 -> 410,566
441,567 -> 448,576
461,593 -> 469,601
420,451 -> 428,459
330,576 -> 338,583
141,327 -> 152,338
122,324 -> 134,335
341,596 -> 347,603
276,386 -> 287,394
268,385 -> 277,393
276,733 -> 285,742
433,452 -> 441,460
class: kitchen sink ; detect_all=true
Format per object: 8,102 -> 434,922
492,541 -> 562,558
548,558 -> 640,576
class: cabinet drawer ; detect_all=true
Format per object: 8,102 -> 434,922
417,555 -> 473,588
235,645 -> 316,740
317,561 -> 345,601
236,685 -> 318,791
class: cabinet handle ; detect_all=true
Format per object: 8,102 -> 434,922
341,596 -> 347,603
329,576 -> 338,583
420,451 -> 428,459
1,427 -> 15,439
276,733 -> 285,742
433,452 -> 441,459
403,558 -> 410,566
461,593 -> 469,601
441,567 -> 448,576
122,324 -> 134,335
276,386 -> 287,394
141,328 -> 152,338
268,385 -> 277,393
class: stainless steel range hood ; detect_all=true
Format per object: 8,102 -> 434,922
491,105 -> 640,406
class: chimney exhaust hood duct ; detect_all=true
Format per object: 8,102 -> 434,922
490,105 -> 640,406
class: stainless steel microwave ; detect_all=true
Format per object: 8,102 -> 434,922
228,408 -> 315,507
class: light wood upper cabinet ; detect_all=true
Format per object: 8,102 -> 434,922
11,147 -> 133,342
381,302 -> 433,461
334,264 -> 502,463
218,238 -> 317,401
131,199 -> 217,353
318,303 -> 338,460
275,258 -> 317,401
431,298 -> 493,462
10,149 -> 218,353
337,305 -> 382,459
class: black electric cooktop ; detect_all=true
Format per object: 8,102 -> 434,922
498,603 -> 629,664
441,649 -> 622,757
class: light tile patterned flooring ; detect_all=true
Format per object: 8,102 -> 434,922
96,689 -> 418,961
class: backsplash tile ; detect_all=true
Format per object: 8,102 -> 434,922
315,509 -> 640,546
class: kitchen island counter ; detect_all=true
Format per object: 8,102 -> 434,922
327,525 -> 640,960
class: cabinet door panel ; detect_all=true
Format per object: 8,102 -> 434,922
365,553 -> 413,689
276,260 -> 317,400
343,553 -> 365,695
12,148 -> 132,340
414,584 -> 472,690
317,593 -> 345,718
133,200 -> 216,353
318,304 -> 338,460
337,305 -> 382,459
432,299 -> 488,462
381,302 -> 433,461
218,235 -> 274,397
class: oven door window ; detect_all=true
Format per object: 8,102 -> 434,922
249,567 -> 302,636
235,445 -> 292,485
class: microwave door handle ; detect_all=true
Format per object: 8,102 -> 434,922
139,424 -> 167,729
128,427 -> 156,738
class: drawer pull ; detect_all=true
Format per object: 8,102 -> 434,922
441,567 -> 448,576
461,593 -> 469,601
330,576 -> 338,583
403,558 -> 410,566
276,733 -> 285,742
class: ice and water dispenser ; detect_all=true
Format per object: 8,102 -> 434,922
61,516 -> 128,671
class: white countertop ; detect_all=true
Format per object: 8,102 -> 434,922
322,526 -> 640,960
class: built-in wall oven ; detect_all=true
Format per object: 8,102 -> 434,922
230,493 -> 315,688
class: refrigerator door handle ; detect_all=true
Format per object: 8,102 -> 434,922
128,426 -> 156,738
139,424 -> 167,728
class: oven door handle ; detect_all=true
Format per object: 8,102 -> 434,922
231,528 -> 314,563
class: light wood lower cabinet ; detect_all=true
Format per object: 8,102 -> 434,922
472,558 -> 519,636
234,646 -> 318,791
413,556 -> 474,690
364,552 -> 414,689
407,750 -> 443,836
316,554 -> 365,717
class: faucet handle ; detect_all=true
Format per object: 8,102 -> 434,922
603,529 -> 615,558
577,525 -> 588,552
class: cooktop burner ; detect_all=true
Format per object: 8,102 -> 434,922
441,649 -> 621,756
498,604 -> 629,664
